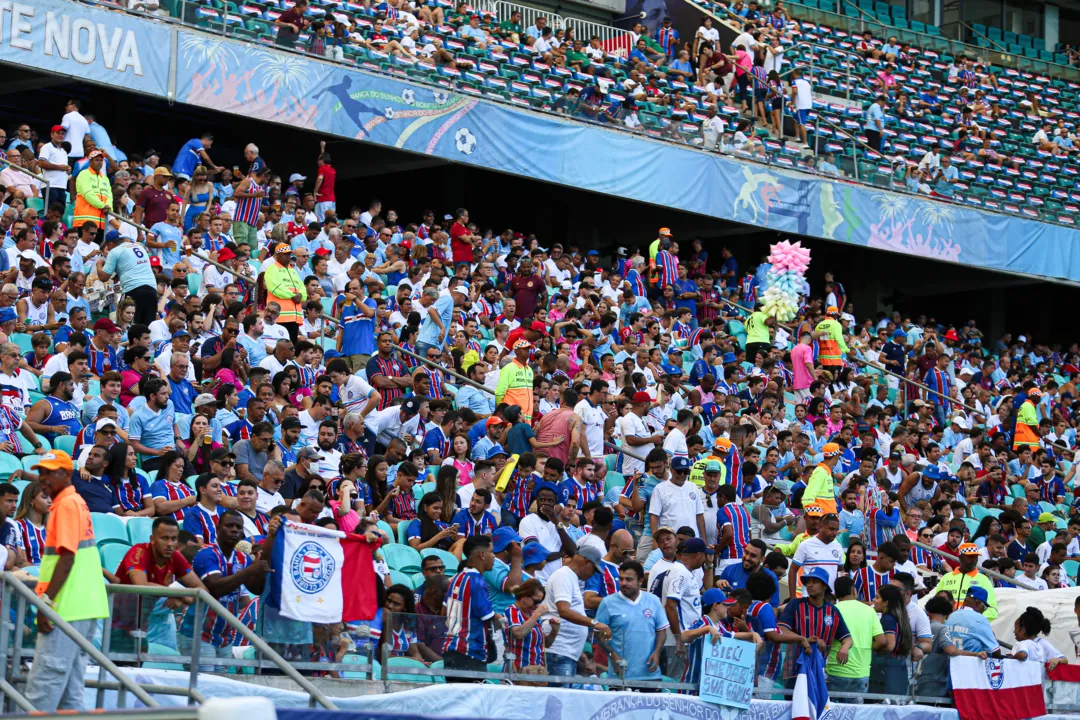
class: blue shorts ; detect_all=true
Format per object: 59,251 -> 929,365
793,109 -> 810,125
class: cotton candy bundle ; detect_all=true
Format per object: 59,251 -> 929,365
760,240 -> 810,322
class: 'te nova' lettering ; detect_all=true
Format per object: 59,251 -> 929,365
0,3 -> 145,76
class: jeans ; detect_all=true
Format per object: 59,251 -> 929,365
177,633 -> 235,672
414,341 -> 440,361
24,618 -> 96,713
315,201 -> 337,221
546,652 -> 579,684
826,674 -> 868,703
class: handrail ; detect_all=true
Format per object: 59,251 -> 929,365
0,156 -> 51,205
104,584 -> 339,709
912,539 -> 1040,591
814,113 -> 906,173
959,21 -> 1008,54
1,573 -> 161,710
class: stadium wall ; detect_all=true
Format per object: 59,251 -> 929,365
7,0 -> 1080,283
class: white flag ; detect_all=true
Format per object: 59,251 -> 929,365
268,520 -> 346,624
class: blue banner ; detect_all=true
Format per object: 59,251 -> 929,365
698,636 -> 755,709
0,0 -> 171,95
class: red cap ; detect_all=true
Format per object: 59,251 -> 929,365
529,320 -> 549,335
93,318 -> 120,333
51,125 -> 66,134
314,247 -> 332,257
216,247 -> 237,262
632,391 -> 652,404
944,329 -> 959,341
149,256 -> 162,268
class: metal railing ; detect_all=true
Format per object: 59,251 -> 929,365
0,157 -> 51,207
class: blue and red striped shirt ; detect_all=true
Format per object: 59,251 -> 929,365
504,603 -> 545,668
150,479 -> 195,522
442,567 -> 494,660
717,502 -> 751,559
186,545 -> 253,648
234,180 -> 263,226
16,518 -> 45,565
368,355 -> 408,410
852,565 -> 894,602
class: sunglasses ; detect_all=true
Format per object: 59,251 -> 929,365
217,460 -> 235,467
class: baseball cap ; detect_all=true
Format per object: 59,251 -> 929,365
721,352 -> 737,364
401,397 -> 422,417
281,417 -> 302,430
522,542 -> 549,566
967,586 -> 989,604
193,393 -> 217,408
659,227 -> 672,236
893,329 -> 906,338
249,157 -> 266,174
713,437 -> 732,452
826,305 -> 839,315
486,416 -> 509,428
153,166 -> 173,177
802,567 -> 831,585
529,320 -> 549,335
632,391 -> 652,404
1037,512 -> 1058,524
0,308 -> 16,324
104,230 -> 122,244
889,450 -> 902,460
680,537 -> 710,554
451,282 -> 470,295
297,447 -> 324,461
586,250 -> 599,256
51,125 -> 66,134
288,173 -> 307,183
210,448 -> 236,462
671,457 -> 691,472
822,442 -> 841,458
93,318 -> 120,333
804,505 -> 824,517
87,149 -> 104,160
31,450 -> 74,473
95,418 -> 118,430
654,526 -> 676,539
217,247 -> 237,262
513,340 -> 533,351
485,444 -> 508,459
274,243 -> 292,255
958,543 -> 980,555
172,329 -> 191,339
665,366 -> 683,377
615,247 -> 628,256
702,588 -> 732,607
492,527 -> 523,553
704,460 -> 722,473
576,544 -> 604,571
149,256 -> 162,269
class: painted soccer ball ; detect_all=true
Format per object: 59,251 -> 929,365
433,90 -> 449,105
455,127 -> 477,155
384,106 -> 395,119
401,88 -> 416,105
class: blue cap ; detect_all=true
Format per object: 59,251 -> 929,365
522,542 -> 549,567
702,588 -> 729,607
0,308 -> 15,324
923,465 -> 944,480
967,586 -> 989,604
802,567 -> 832,586
893,329 -> 906,338
324,349 -> 342,359
671,456 -> 692,472
587,250 -> 599,256
722,352 -> 737,364
104,230 -> 122,244
531,480 -> 559,505
492,526 -> 522,553
485,444 -> 508,460
680,537 -> 711,554
665,365 -> 683,376
172,329 -> 191,339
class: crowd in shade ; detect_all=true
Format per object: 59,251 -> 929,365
2,105 -> 1080,712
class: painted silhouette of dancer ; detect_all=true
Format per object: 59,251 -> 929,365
313,75 -> 383,137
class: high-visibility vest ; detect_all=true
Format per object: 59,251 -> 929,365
73,168 -> 112,228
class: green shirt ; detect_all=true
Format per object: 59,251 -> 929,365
827,599 -> 882,678
566,49 -> 590,66
745,311 -> 771,344
638,33 -> 663,53
498,20 -> 522,34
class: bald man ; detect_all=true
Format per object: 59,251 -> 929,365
584,528 -> 635,610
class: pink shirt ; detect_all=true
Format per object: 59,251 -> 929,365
791,342 -> 814,390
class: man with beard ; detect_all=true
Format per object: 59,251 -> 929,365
26,371 -> 82,444
313,420 -> 344,481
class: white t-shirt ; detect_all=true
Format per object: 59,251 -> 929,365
259,322 -> 290,351
662,560 -> 702,631
38,142 -> 69,187
616,413 -> 653,475
906,598 -> 933,642
519,513 -> 562,582
794,78 -> 813,110
544,565 -> 588,660
256,486 -> 284,513
258,355 -> 296,378
732,32 -> 755,52
792,536 -> 843,594
696,25 -> 720,45
62,111 -> 90,159
1013,638 -> 1045,663
648,480 -> 704,533
298,409 -> 322,447
763,46 -> 785,74
533,36 -> 552,54
0,371 -> 30,415
574,398 -> 607,458
457,482 -> 501,521
314,447 -> 343,481
662,427 -> 688,458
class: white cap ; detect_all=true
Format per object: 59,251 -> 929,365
95,418 -> 117,430
951,415 -> 968,429
17,250 -> 36,260
1018,335 -> 1027,343
560,280 -> 572,290
288,173 -> 307,183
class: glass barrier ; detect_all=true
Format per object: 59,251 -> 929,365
62,0 -> 1076,232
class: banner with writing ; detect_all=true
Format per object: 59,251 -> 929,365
698,636 -> 755,709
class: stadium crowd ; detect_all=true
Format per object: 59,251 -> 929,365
3,104 -> 1080,711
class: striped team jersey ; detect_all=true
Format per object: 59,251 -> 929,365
150,479 -> 196,522
87,343 -> 117,376
504,603 -> 545,668
1040,476 -> 1065,503
422,366 -> 446,400
451,508 -> 498,537
503,470 -> 538,518
368,355 -> 408,410
0,405 -> 22,447
724,446 -> 744,499
442,567 -> 495,660
923,368 -> 952,406
421,425 -> 452,460
740,275 -> 760,305
699,287 -> 721,323
583,558 -> 620,612
558,478 -> 601,511
716,502 -> 752,560
910,545 -> 942,572
852,565 -> 894,602
339,375 -> 376,416
399,342 -> 420,370
183,503 -> 225,544
625,269 -> 646,296
682,615 -> 733,686
233,180 -> 263,226
778,598 -> 850,677
185,545 -> 253,648
109,473 -> 152,513
16,518 -> 46,565
656,250 -> 677,288
202,232 -> 227,252
231,596 -> 261,646
389,491 -> 417,521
